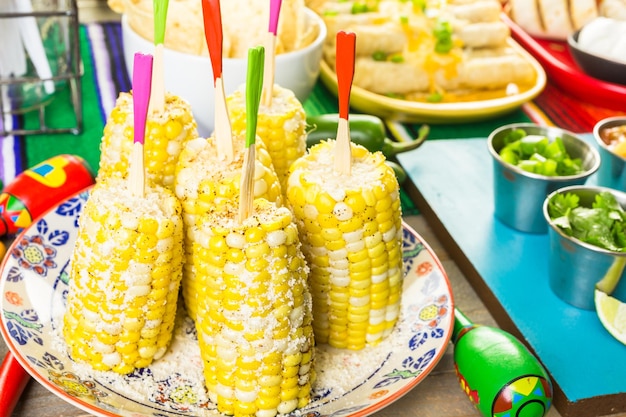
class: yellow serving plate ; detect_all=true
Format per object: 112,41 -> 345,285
319,39 -> 547,124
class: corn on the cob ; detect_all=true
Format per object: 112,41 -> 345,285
286,140 -> 403,350
98,91 -> 199,191
63,175 -> 184,374
193,198 -> 315,417
227,84 -> 307,192
174,134 -> 283,321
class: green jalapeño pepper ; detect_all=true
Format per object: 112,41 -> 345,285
384,160 -> 408,184
305,114 -> 429,158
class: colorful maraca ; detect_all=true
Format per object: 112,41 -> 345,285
0,154 -> 94,415
453,309 -> 553,417
0,154 -> 94,237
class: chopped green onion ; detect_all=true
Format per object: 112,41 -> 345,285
351,2 -> 370,13
433,19 -> 453,53
498,131 -> 584,176
372,51 -> 387,61
412,0 -> 426,12
426,91 -> 443,102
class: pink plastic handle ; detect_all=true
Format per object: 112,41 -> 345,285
269,0 -> 283,36
132,53 -> 153,145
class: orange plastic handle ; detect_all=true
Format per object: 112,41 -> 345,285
335,31 -> 356,121
202,0 -> 223,83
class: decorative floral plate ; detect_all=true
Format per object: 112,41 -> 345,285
0,190 -> 454,417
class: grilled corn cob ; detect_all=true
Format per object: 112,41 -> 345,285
286,140 -> 403,350
193,198 -> 315,417
98,91 -> 199,191
174,134 -> 283,321
63,175 -> 184,374
227,84 -> 307,192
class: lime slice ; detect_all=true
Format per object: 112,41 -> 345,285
595,289 -> 626,345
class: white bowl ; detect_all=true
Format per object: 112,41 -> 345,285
121,8 -> 326,136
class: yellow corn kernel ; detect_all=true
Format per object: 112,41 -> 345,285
193,199 -> 314,417
63,177 -> 184,374
257,395 -> 281,410
286,140 -> 404,349
174,132 -> 282,322
97,91 -> 198,191
227,84 -> 307,193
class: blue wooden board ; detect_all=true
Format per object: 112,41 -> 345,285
397,135 -> 626,413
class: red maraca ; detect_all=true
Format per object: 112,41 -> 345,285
0,154 -> 94,237
0,154 -> 94,415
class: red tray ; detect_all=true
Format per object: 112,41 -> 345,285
501,13 -> 626,111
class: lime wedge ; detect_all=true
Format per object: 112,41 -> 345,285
595,289 -> 626,345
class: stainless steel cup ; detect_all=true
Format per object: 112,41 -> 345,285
543,185 -> 626,310
593,117 -> 626,191
488,123 -> 601,234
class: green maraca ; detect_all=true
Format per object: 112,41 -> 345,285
453,309 -> 553,417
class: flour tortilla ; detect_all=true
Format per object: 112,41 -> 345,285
347,46 -> 535,95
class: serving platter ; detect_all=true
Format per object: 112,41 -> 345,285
501,13 -> 626,111
319,39 -> 546,125
0,190 -> 454,417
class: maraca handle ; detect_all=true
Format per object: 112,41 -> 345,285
0,155 -> 94,237
0,352 -> 30,417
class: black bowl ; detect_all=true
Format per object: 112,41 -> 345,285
568,29 -> 626,86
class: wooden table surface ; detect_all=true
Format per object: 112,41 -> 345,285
1,2 -> 624,416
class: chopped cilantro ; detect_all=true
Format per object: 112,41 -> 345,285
548,191 -> 626,252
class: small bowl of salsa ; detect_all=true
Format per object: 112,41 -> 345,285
593,116 -> 626,191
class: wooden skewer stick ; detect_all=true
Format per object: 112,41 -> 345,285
149,44 -> 165,114
239,46 -> 265,224
334,31 -> 356,175
148,0 -> 169,114
202,0 -> 234,162
129,53 -> 154,198
261,0 -> 282,107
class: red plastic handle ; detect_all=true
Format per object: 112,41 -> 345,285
336,31 -> 356,121
202,0 -> 223,83
0,352 -> 30,417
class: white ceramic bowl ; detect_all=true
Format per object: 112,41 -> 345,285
121,8 -> 326,136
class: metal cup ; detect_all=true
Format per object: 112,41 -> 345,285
543,185 -> 626,310
488,123 -> 601,234
593,116 -> 626,191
